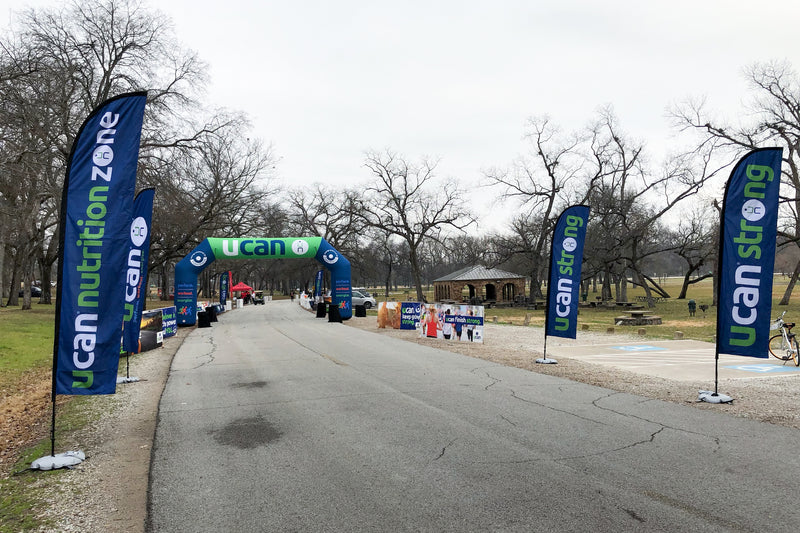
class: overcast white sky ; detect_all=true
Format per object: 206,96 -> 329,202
4,0 -> 800,231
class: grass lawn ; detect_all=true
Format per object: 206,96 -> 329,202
0,306 -> 55,393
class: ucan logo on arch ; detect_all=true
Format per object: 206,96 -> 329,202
718,148 -> 782,358
322,249 -> 339,265
189,251 -> 208,268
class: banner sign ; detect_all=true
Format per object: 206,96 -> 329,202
122,188 -> 155,353
717,148 -> 783,357
160,306 -> 177,337
420,304 -> 484,343
54,91 -> 147,395
140,309 -> 163,352
314,269 -> 323,299
220,271 -> 229,306
400,302 -> 422,330
545,205 -> 590,339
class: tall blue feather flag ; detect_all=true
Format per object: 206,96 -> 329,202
717,148 -> 783,357
545,205 -> 590,339
122,188 -> 155,353
53,92 -> 147,394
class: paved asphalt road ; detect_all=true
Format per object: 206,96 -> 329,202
148,301 -> 800,532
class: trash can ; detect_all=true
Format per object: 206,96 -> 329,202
197,311 -> 211,328
328,304 -> 342,323
206,305 -> 218,322
316,301 -> 327,318
355,304 -> 366,317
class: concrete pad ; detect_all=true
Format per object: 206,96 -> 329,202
550,339 -> 800,382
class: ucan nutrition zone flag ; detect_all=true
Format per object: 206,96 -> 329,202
545,205 -> 590,339
54,92 -> 147,395
717,148 -> 783,358
122,188 -> 155,353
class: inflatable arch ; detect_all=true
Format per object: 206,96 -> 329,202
174,237 -> 352,326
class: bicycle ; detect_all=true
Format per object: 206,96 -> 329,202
768,311 -> 800,366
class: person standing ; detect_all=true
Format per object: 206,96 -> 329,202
425,306 -> 440,339
454,309 -> 464,340
466,309 -> 475,342
442,308 -> 453,340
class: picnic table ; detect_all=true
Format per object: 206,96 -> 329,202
615,301 -> 644,309
635,295 -> 668,303
614,309 -> 663,326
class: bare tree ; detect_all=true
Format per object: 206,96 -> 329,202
671,60 -> 800,304
354,150 -> 475,301
287,185 -> 365,253
582,107 -> 725,304
145,115 -> 280,274
669,208 -> 717,299
0,0 -> 209,307
484,116 -> 585,299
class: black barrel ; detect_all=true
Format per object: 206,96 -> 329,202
328,304 -> 342,323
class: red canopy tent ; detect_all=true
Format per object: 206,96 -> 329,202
230,282 -> 253,292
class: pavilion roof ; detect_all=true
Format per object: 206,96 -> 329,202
434,265 -> 526,282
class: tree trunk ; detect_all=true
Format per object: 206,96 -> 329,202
778,258 -> 800,305
678,271 -> 692,300
601,269 -> 612,301
38,255 -> 53,305
6,265 -> 19,307
383,260 -> 392,300
408,246 -> 425,301
0,239 -> 5,305
620,274 -> 628,302
20,258 -> 34,310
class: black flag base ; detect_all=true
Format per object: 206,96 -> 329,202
698,390 -> 734,404
535,358 -> 558,364
30,450 -> 85,471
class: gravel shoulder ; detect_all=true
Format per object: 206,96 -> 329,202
25,313 -> 800,532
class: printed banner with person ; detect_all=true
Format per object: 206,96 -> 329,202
53,91 -> 147,395
420,304 -> 484,343
545,205 -> 590,339
717,148 -> 783,358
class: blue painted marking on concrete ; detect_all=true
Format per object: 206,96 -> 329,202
724,364 -> 800,373
612,345 -> 668,352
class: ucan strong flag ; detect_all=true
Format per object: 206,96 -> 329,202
717,148 -> 783,358
53,91 -> 147,395
122,187 -> 155,353
545,205 -> 590,339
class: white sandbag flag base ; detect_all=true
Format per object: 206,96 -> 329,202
535,358 -> 558,364
31,450 -> 85,471
698,390 -> 733,404
117,376 -> 140,383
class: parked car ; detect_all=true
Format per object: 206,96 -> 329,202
252,290 -> 265,304
352,287 -> 372,297
351,289 -> 377,309
18,285 -> 42,297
